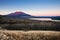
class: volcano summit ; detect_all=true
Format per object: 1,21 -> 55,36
4,11 -> 33,18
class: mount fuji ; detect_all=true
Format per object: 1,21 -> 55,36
4,11 -> 34,18
0,11 -> 60,20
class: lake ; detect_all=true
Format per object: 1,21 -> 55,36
29,18 -> 60,22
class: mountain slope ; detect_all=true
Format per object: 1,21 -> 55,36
4,11 -> 33,18
0,11 -> 60,20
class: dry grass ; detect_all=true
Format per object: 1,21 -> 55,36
0,30 -> 60,40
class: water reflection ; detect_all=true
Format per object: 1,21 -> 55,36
29,18 -> 52,20
29,18 -> 60,22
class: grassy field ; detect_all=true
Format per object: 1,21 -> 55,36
0,30 -> 60,40
0,18 -> 60,30
0,18 -> 60,40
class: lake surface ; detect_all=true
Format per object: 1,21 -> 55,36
29,18 -> 60,22
29,18 -> 52,20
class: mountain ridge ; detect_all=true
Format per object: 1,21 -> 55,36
2,11 -> 34,18
0,11 -> 60,20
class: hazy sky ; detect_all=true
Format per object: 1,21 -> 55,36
0,0 -> 60,16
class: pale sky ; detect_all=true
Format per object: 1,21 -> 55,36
0,0 -> 60,16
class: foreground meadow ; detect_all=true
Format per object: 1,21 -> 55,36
0,30 -> 60,40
